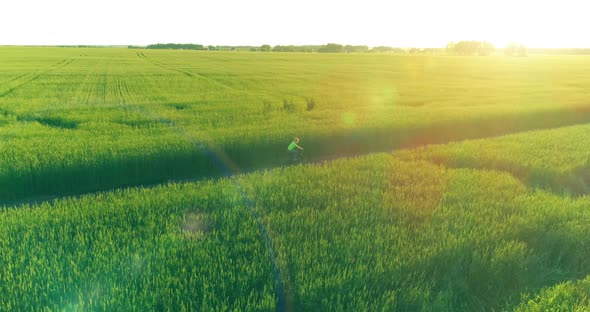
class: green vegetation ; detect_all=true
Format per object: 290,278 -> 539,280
2,47 -> 590,310
0,182 -> 277,311
145,43 -> 206,50
505,43 -> 529,57
3,148 -> 590,310
2,47 -> 590,202
446,40 -> 495,56
516,276 -> 590,311
395,123 -> 590,194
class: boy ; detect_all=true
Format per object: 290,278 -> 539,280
287,137 -> 304,163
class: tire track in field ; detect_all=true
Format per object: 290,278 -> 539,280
91,60 -> 290,310
110,73 -> 290,309
115,71 -> 147,125
136,52 -> 241,92
115,66 -> 169,125
0,58 -> 78,121
0,58 -> 77,99
100,65 -> 108,106
136,52 -> 194,77
75,65 -> 96,106
233,180 -> 289,312
85,58 -> 114,107
0,72 -> 32,86
0,74 -> 42,99
62,57 -> 99,107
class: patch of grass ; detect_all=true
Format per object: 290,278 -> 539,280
181,210 -> 214,239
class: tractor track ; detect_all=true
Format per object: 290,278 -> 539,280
136,52 -> 241,92
0,59 -> 76,99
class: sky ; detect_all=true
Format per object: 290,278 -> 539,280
1,0 -> 588,48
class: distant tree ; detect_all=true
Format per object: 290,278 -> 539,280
369,46 -> 408,53
449,41 -> 495,55
479,41 -> 495,55
446,42 -> 456,53
260,44 -> 271,52
272,45 -> 320,52
370,46 -> 394,53
272,45 -> 290,52
272,45 -> 295,52
517,44 -> 528,57
505,42 -> 517,56
343,45 -> 369,53
207,45 -> 217,51
423,48 -> 445,54
146,43 -> 205,50
505,42 -> 528,57
318,43 -> 344,53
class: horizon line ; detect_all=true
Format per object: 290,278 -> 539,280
2,43 -> 590,50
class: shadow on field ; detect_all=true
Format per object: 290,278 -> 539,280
4,107 -> 590,206
407,155 -> 590,197
542,166 -> 590,196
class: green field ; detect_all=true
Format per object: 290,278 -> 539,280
395,123 -> 590,194
2,47 -> 590,202
2,47 -> 590,310
4,131 -> 590,310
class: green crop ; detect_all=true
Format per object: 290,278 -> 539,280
395,123 -> 590,194
2,47 -> 590,310
3,152 -> 590,310
516,275 -> 590,311
2,47 -> 590,202
0,182 -> 277,311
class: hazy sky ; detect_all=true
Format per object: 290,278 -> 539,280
1,0 -> 588,48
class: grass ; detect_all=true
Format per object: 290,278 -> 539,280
2,47 -> 590,310
3,150 -> 590,310
394,123 -> 590,194
516,276 -> 590,311
2,47 -> 590,201
0,182 -> 277,311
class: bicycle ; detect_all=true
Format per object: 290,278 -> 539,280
287,149 -> 305,165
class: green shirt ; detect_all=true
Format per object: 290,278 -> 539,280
288,141 -> 299,151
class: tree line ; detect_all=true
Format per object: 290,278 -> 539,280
134,42 -> 590,56
504,42 -> 528,57
144,43 -> 206,50
252,43 -> 371,53
257,44 -> 412,53
446,41 -> 495,56
131,43 -> 441,53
